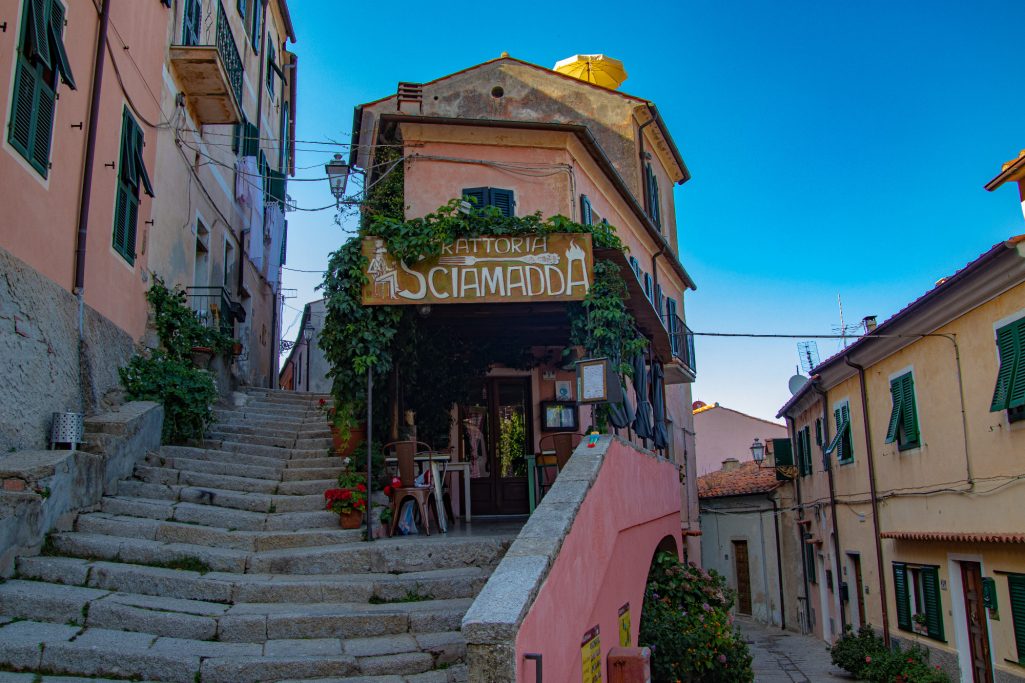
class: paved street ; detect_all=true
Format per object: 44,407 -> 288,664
737,618 -> 855,682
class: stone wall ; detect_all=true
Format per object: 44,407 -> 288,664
0,246 -> 138,451
0,401 -> 162,574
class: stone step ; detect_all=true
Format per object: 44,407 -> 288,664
75,513 -> 360,552
115,480 -> 324,513
145,454 -> 284,481
276,478 -> 337,496
49,532 -> 251,573
134,465 -> 287,494
206,431 -> 333,450
100,497 -> 337,531
212,422 -> 333,439
18,557 -> 490,604
198,439 -> 330,461
244,389 -> 331,402
0,672 -> 162,683
213,408 -> 326,425
161,445 -> 288,470
0,580 -> 470,647
238,400 -> 316,414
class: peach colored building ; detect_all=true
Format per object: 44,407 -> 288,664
0,0 -> 295,450
693,401 -> 787,476
777,234 -> 1025,682
351,55 -> 702,553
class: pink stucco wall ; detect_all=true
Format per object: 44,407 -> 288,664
515,439 -> 682,682
693,405 -> 787,476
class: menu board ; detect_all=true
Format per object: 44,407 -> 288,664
618,603 -> 631,647
581,625 -> 602,682
578,360 -> 608,403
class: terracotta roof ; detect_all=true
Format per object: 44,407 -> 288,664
698,461 -> 781,499
778,235 -> 1025,418
881,531 -> 1025,544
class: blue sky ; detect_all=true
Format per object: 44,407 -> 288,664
280,0 -> 1025,422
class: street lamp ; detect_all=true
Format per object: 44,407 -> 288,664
303,323 -> 314,392
325,154 -> 350,206
750,437 -> 765,465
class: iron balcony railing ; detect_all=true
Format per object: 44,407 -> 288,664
664,314 -> 697,375
186,286 -> 241,336
179,1 -> 244,109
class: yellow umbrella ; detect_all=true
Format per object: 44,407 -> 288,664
553,54 -> 628,90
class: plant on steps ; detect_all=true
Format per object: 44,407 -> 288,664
119,276 -> 226,443
324,463 -> 368,528
638,551 -> 753,682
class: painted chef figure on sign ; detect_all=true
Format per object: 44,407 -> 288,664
367,239 -> 398,300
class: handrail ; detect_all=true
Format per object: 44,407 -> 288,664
661,313 -> 697,373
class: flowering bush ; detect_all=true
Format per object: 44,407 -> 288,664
638,551 -> 753,682
324,460 -> 368,515
830,626 -> 949,683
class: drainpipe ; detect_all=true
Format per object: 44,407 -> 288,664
844,356 -> 890,645
813,381 -> 846,632
768,492 -> 786,631
250,0 -> 271,386
72,0 -> 112,413
785,415 -> 811,634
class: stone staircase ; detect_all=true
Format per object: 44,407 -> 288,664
0,389 -> 514,683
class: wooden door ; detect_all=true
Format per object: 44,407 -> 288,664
961,562 -> 994,683
734,541 -> 752,615
851,554 -> 866,627
462,378 -> 531,515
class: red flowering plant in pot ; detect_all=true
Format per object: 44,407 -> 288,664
324,466 -> 367,529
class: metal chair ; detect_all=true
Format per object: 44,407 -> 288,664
534,432 -> 583,502
384,440 -> 441,536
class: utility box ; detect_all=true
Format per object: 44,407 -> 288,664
608,646 -> 651,683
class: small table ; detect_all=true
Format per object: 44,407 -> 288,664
384,454 -> 473,531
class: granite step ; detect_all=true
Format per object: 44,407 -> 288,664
100,496 -> 337,531
133,465 -> 335,495
213,408 -> 326,425
114,480 -> 324,513
165,445 -> 342,470
212,422 -> 333,438
197,439 -> 330,460
144,454 -> 284,481
206,431 -> 333,450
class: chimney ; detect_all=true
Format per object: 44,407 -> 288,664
721,457 -> 740,472
862,315 -> 877,334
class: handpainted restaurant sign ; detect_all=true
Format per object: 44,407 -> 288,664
361,233 -> 594,305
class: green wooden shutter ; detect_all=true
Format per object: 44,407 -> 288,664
826,408 -> 845,459
991,322 -> 1021,411
885,377 -> 903,443
462,187 -> 487,209
266,169 -> 285,208
182,0 -> 201,45
893,563 -> 911,631
112,108 -> 141,265
805,543 -> 816,583
815,418 -> 822,445
26,0 -> 52,70
47,1 -> 75,89
243,122 -> 259,157
1009,574 -> 1025,664
250,3 -> 261,52
580,194 -> 593,225
9,60 -> 37,161
921,567 -> 945,641
491,188 -> 514,217
805,427 -> 814,474
1009,320 -> 1025,410
900,374 -> 920,445
773,438 -> 793,480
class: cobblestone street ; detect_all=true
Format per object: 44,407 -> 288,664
737,618 -> 854,682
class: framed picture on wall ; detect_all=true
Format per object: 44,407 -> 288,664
542,401 -> 578,431
555,380 -> 573,401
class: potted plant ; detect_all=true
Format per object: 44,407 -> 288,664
324,462 -> 368,529
319,399 -> 366,458
912,612 -> 928,635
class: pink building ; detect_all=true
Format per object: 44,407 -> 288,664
693,401 -> 788,476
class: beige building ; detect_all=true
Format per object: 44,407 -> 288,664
777,234 -> 1025,682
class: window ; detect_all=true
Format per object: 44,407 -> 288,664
1009,573 -> 1025,664
885,371 -> 920,450
804,543 -> 816,584
796,425 -> 813,476
628,256 -> 641,282
112,107 -> 154,265
666,297 -> 679,354
580,194 -> 593,225
278,101 -> 289,173
461,187 -> 515,217
250,1 -> 261,53
643,272 -> 653,304
815,417 -> 823,446
644,162 -> 661,231
9,0 -> 76,177
265,42 -> 277,100
990,317 -> 1025,417
825,401 -> 853,464
181,0 -> 201,46
893,562 -> 944,641
655,284 -> 665,321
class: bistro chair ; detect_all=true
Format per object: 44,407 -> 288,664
384,440 -> 443,536
534,432 -> 583,503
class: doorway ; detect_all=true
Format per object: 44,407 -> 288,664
849,553 -> 866,628
460,377 -> 532,515
960,562 -> 994,683
734,540 -> 752,615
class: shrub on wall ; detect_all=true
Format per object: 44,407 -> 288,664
830,625 -> 950,683
638,551 -> 754,682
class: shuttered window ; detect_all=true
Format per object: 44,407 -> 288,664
920,567 -> 944,641
461,187 -> 515,217
644,163 -> 661,231
773,438 -> 793,480
266,42 -> 277,100
805,543 -> 816,584
893,562 -> 944,641
894,563 -> 912,631
266,169 -> 286,209
580,194 -> 593,225
9,0 -> 76,178
628,256 -> 641,281
112,107 -> 153,265
990,319 -> 1025,414
250,1 -> 261,53
826,403 -> 853,464
796,425 -> 813,476
243,121 -> 260,158
1009,573 -> 1025,664
643,272 -> 653,304
181,0 -> 201,45
885,372 -> 920,450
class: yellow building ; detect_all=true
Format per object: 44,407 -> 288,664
777,234 -> 1025,682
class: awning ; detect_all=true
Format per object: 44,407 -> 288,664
882,531 -> 1025,544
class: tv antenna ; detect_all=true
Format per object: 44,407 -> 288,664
797,341 -> 820,374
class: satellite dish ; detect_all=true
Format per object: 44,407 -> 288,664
788,374 -> 809,395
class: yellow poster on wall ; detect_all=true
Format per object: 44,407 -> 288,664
618,603 -> 631,647
581,625 -> 602,683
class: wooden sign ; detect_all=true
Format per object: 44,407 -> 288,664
576,358 -> 624,405
361,233 -> 594,305
581,625 -> 602,683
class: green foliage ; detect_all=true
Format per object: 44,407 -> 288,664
830,626 -> 950,683
119,277 -> 220,444
319,198 -> 641,446
638,551 -> 753,683
497,410 -> 526,476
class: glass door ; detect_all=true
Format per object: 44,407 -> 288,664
461,378 -> 531,515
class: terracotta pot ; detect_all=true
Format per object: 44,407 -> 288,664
190,346 -> 214,369
339,510 -> 363,529
331,425 -> 367,458
231,342 -> 243,356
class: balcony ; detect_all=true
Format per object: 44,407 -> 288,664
663,314 -> 697,384
169,1 -> 243,124
186,286 -> 245,336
